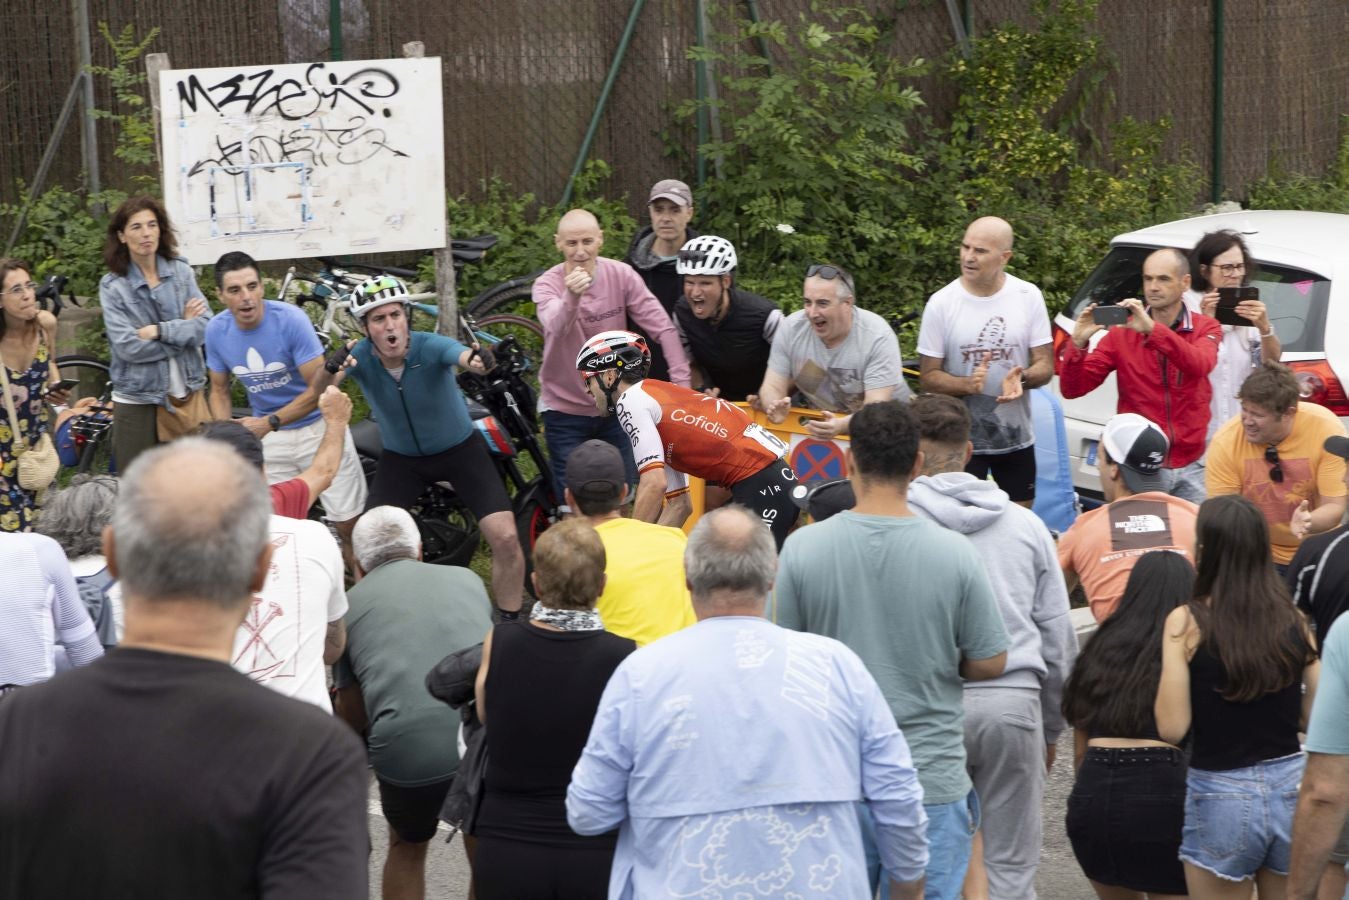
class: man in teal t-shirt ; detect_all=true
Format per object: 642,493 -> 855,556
332,506 -> 492,900
774,400 -> 1008,900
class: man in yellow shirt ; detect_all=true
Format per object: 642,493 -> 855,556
563,440 -> 695,645
1207,361 -> 1347,572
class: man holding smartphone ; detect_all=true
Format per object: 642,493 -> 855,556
1058,248 -> 1221,503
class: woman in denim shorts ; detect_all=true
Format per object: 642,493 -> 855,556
1157,495 -> 1320,897
1063,551 -> 1195,899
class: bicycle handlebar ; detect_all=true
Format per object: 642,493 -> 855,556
324,343 -> 353,375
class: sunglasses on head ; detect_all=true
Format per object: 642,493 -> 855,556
806,263 -> 855,294
1264,445 -> 1284,483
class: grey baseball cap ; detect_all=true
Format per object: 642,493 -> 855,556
648,179 -> 693,207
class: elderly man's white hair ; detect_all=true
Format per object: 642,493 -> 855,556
353,506 -> 422,574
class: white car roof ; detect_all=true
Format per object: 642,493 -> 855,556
1112,209 -> 1349,277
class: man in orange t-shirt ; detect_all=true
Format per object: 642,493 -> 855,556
1059,413 -> 1199,622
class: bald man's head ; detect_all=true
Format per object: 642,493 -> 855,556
554,208 -> 604,272
960,216 -> 1015,292
1141,247 -> 1191,318
109,437 -> 273,611
684,505 -> 777,612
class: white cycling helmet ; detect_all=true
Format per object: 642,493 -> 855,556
576,330 -> 651,415
350,274 -> 410,320
676,235 -> 737,276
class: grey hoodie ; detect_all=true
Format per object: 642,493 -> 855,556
908,471 -> 1077,740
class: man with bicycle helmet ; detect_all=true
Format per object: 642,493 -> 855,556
336,274 -> 525,616
575,329 -> 799,547
672,235 -> 781,402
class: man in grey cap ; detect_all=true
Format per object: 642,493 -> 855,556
626,178 -> 697,381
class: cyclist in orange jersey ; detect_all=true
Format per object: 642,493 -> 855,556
575,330 -> 799,547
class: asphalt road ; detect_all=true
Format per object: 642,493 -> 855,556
364,728 -> 1092,899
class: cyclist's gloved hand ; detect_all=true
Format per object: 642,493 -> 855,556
460,344 -> 494,375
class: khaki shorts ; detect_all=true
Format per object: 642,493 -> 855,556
262,418 -> 367,522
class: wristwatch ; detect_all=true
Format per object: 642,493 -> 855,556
267,414 -> 281,432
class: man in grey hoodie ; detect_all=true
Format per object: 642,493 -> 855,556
908,393 -> 1077,899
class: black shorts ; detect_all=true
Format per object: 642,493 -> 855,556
1066,746 -> 1187,895
966,445 -> 1036,502
729,459 -> 799,550
378,776 -> 453,844
367,431 -> 511,520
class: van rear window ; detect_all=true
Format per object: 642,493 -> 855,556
1062,245 -> 1330,352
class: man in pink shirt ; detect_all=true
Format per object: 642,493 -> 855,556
534,208 -> 691,495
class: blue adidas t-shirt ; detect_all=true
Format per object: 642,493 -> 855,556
205,300 -> 326,429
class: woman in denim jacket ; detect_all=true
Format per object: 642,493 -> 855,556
99,196 -> 210,469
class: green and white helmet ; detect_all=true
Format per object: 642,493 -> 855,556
350,274 -> 410,320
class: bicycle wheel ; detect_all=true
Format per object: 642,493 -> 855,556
514,489 -> 556,599
466,270 -> 545,320
475,313 -> 545,407
56,355 -> 111,405
414,486 -> 482,568
54,356 -> 116,475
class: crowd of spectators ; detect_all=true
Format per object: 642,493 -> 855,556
3,182 -> 1349,900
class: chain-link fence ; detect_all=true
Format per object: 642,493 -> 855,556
3,0 -> 1347,227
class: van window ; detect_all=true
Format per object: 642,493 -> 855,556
1063,245 -> 1330,352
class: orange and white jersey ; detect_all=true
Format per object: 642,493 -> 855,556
615,380 -> 787,496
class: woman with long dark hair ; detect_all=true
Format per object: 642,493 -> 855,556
1,257 -> 64,531
99,196 -> 211,471
1157,494 -> 1319,898
1064,551 -> 1195,899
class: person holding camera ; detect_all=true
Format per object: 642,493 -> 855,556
1184,230 -> 1282,442
1058,248 -> 1221,503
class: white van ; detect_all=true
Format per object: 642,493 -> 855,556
1050,209 -> 1349,500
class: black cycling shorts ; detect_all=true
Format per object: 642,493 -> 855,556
367,431 -> 512,520
729,459 -> 799,550
377,776 -> 453,844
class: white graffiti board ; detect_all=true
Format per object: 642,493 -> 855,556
160,57 -> 445,263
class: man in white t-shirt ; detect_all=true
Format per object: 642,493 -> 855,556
917,217 -> 1054,507
204,426 -> 349,712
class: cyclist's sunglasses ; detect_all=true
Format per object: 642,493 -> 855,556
806,263 -> 855,295
1264,445 -> 1284,483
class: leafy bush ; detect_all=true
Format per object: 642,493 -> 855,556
1246,116 -> 1349,212
683,0 -> 1202,342
0,185 -> 124,295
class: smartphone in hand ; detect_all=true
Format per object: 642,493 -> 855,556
1092,304 -> 1129,326
1215,286 -> 1258,327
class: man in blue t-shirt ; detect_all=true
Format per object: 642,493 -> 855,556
206,252 -> 368,559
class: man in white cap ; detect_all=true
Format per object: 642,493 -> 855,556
1058,413 -> 1200,622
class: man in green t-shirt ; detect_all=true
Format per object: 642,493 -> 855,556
332,506 -> 492,900
774,400 -> 1009,900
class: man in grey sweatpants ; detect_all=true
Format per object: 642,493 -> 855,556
907,394 -> 1078,898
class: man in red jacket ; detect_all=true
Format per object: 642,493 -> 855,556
1058,248 -> 1221,503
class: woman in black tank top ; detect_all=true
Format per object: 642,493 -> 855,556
1156,495 -> 1319,897
1062,550 -> 1194,899
472,519 -> 635,899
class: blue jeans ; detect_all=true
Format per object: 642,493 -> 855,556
1158,459 -> 1207,505
1179,752 -> 1304,881
861,789 -> 980,900
541,410 -> 638,502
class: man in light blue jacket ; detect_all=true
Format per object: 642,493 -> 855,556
567,506 -> 929,899
907,393 -> 1077,899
